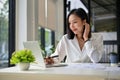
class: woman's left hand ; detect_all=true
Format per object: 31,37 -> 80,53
83,23 -> 90,41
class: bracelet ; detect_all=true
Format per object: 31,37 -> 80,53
85,39 -> 90,43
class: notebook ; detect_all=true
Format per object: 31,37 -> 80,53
23,41 -> 67,69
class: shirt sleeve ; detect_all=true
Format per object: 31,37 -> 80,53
84,40 -> 103,63
51,36 -> 66,63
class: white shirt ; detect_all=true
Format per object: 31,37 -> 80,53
51,34 -> 103,63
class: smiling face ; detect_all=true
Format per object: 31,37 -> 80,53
69,14 -> 85,35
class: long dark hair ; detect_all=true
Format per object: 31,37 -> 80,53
67,8 -> 91,39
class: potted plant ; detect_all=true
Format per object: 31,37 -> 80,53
109,52 -> 118,66
10,49 -> 35,70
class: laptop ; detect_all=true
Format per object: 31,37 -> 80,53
23,41 -> 67,69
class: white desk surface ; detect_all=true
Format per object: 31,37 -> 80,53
0,63 -> 120,80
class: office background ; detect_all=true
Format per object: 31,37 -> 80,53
0,0 -> 120,68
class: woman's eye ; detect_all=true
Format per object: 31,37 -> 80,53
73,21 -> 77,23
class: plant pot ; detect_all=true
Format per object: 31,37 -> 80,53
18,62 -> 30,71
109,54 -> 118,66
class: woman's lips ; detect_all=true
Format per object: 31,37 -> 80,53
72,29 -> 77,32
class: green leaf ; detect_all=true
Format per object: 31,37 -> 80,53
10,49 -> 36,64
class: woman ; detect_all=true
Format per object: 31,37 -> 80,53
45,8 -> 103,64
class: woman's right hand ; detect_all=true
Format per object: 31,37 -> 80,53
83,22 -> 90,41
44,56 -> 54,65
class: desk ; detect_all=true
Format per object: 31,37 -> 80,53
0,63 -> 120,80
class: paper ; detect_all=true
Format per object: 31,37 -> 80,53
65,63 -> 120,72
65,63 -> 106,70
105,66 -> 120,72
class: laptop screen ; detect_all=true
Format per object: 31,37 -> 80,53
23,41 -> 46,69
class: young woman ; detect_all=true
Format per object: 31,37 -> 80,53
45,8 -> 103,64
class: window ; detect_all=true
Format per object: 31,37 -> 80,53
38,0 -> 63,57
0,0 -> 9,68
38,27 -> 55,57
0,0 -> 15,68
